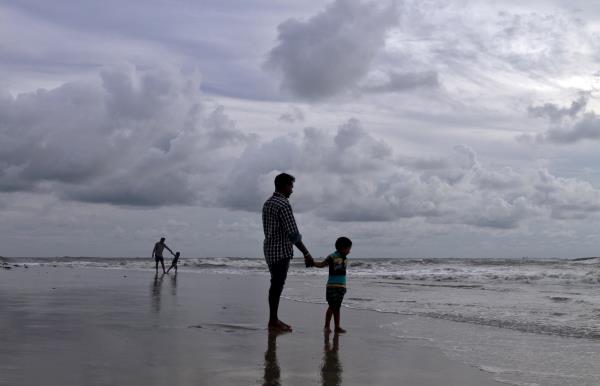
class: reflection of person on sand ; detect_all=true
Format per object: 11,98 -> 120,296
152,237 -> 174,274
169,269 -> 177,296
262,173 -> 315,332
314,237 -> 351,333
321,331 -> 342,386
166,251 -> 180,274
151,272 -> 164,313
262,332 -> 281,386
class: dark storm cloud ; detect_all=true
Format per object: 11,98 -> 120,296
266,0 -> 398,99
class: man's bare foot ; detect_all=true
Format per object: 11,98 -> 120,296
268,320 -> 292,332
324,326 -> 331,332
334,327 -> 346,333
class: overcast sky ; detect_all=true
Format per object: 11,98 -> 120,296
2,0 -> 600,258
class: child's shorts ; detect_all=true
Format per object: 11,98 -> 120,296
326,287 -> 346,308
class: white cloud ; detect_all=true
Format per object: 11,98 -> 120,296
266,0 -> 398,99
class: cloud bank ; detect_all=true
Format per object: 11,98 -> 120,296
2,66 -> 600,231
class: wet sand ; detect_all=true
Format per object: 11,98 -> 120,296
0,266 -> 502,385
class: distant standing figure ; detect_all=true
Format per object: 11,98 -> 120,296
314,237 -> 352,333
262,173 -> 315,332
166,251 -> 181,274
152,237 -> 174,274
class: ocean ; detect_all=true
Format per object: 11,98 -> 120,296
4,255 -> 600,385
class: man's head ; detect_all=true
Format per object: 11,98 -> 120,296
335,237 -> 352,256
175,252 -> 180,257
160,237 -> 166,243
274,173 -> 295,198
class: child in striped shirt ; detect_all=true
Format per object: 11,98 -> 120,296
314,237 -> 352,333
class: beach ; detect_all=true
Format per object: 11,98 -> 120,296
0,265 -> 502,386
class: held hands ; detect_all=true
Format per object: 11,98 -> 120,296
304,253 -> 315,268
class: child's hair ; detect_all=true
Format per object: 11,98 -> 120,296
335,237 -> 352,251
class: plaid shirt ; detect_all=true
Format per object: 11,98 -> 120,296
262,192 -> 302,266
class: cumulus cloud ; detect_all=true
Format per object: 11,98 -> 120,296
0,65 -> 252,206
266,0 -> 398,99
523,94 -> 600,144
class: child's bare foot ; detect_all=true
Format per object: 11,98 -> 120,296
334,327 -> 346,333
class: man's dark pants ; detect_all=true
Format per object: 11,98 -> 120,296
268,259 -> 290,323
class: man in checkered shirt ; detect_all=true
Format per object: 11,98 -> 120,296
263,173 -> 314,332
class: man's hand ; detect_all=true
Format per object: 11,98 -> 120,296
304,254 -> 315,268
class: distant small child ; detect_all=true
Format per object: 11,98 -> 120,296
166,251 -> 181,274
314,237 -> 351,333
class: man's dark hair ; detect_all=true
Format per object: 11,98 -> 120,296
335,237 -> 352,251
160,237 -> 165,242
274,173 -> 295,191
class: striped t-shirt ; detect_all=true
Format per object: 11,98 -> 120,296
325,251 -> 347,288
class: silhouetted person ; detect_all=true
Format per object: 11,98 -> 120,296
262,173 -> 314,332
321,331 -> 342,386
262,332 -> 282,386
152,237 -> 174,274
314,237 -> 352,333
166,251 -> 180,274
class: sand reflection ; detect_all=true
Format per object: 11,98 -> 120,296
321,331 -> 342,386
169,272 -> 177,296
262,331 -> 282,386
151,273 -> 164,313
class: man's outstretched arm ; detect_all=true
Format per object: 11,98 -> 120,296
164,245 -> 175,255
